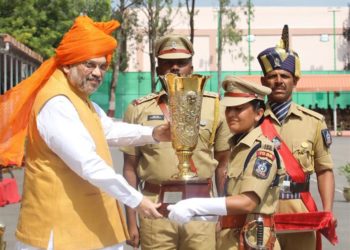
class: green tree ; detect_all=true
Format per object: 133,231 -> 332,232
134,0 -> 175,92
217,0 -> 248,93
0,0 -> 112,59
184,0 -> 198,45
343,4 -> 350,70
107,0 -> 141,116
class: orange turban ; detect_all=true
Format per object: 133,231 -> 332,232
0,16 -> 120,166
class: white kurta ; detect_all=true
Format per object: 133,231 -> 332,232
17,96 -> 158,250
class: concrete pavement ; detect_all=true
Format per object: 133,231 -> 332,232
1,137 -> 349,249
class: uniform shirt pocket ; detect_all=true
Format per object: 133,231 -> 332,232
225,163 -> 243,195
292,140 -> 315,172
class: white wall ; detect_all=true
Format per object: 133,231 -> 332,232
127,6 -> 349,72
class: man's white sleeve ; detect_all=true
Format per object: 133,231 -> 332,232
92,102 -> 157,146
37,96 -> 143,208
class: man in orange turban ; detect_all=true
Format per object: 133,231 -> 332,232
0,16 -> 170,250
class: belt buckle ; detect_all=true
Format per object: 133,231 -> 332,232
281,180 -> 291,193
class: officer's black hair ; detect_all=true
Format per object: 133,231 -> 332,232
250,99 -> 266,111
249,99 -> 266,126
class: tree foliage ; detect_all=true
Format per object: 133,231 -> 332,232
106,0 -> 142,116
0,0 -> 112,59
343,4 -> 350,70
133,0 -> 176,92
184,0 -> 198,45
217,0 -> 250,92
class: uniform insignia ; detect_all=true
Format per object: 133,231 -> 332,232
321,129 -> 332,147
200,120 -> 207,126
253,158 -> 272,179
272,136 -> 281,149
147,115 -> 164,121
171,41 -> 177,49
132,93 -> 159,105
226,82 -> 235,92
274,57 -> 281,67
256,150 -> 275,161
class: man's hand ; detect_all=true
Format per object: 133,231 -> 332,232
135,197 -> 163,219
126,222 -> 140,248
152,122 -> 171,142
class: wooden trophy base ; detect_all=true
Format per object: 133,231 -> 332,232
158,179 -> 211,217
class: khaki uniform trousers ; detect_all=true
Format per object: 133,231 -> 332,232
139,192 -> 216,250
140,217 -> 216,250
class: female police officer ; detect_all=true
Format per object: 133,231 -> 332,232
167,76 -> 285,250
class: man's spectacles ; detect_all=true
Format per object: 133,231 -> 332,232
82,61 -> 108,72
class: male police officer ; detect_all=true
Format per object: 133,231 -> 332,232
121,34 -> 231,250
257,25 -> 335,250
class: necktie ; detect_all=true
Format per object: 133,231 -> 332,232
270,100 -> 292,123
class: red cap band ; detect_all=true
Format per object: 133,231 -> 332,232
158,48 -> 191,55
224,92 -> 258,98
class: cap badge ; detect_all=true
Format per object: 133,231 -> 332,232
200,120 -> 207,126
226,82 -> 235,92
171,41 -> 177,49
274,57 -> 281,67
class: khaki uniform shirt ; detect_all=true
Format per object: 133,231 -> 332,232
265,102 -> 333,175
225,126 -> 285,215
217,127 -> 284,250
120,91 -> 231,183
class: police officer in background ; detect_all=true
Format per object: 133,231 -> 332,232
120,34 -> 231,250
167,76 -> 285,250
257,25 -> 335,250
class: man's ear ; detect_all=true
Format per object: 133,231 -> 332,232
62,65 -> 70,74
260,76 -> 267,86
293,76 -> 299,87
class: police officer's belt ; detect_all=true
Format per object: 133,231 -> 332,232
286,181 -> 310,193
220,214 -> 274,229
142,180 -> 213,194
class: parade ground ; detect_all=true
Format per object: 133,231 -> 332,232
1,137 -> 349,250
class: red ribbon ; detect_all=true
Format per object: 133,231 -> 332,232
261,117 -> 338,248
275,211 -> 338,245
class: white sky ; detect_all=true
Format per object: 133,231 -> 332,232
194,0 -> 349,7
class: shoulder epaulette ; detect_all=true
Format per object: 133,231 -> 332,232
297,105 -> 324,120
203,91 -> 219,98
132,93 -> 159,106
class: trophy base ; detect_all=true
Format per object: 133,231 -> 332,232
158,179 -> 211,217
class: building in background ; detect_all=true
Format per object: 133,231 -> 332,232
129,6 -> 348,73
96,5 -> 350,132
0,33 -> 43,95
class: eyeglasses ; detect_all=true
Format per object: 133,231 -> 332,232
82,61 -> 109,72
